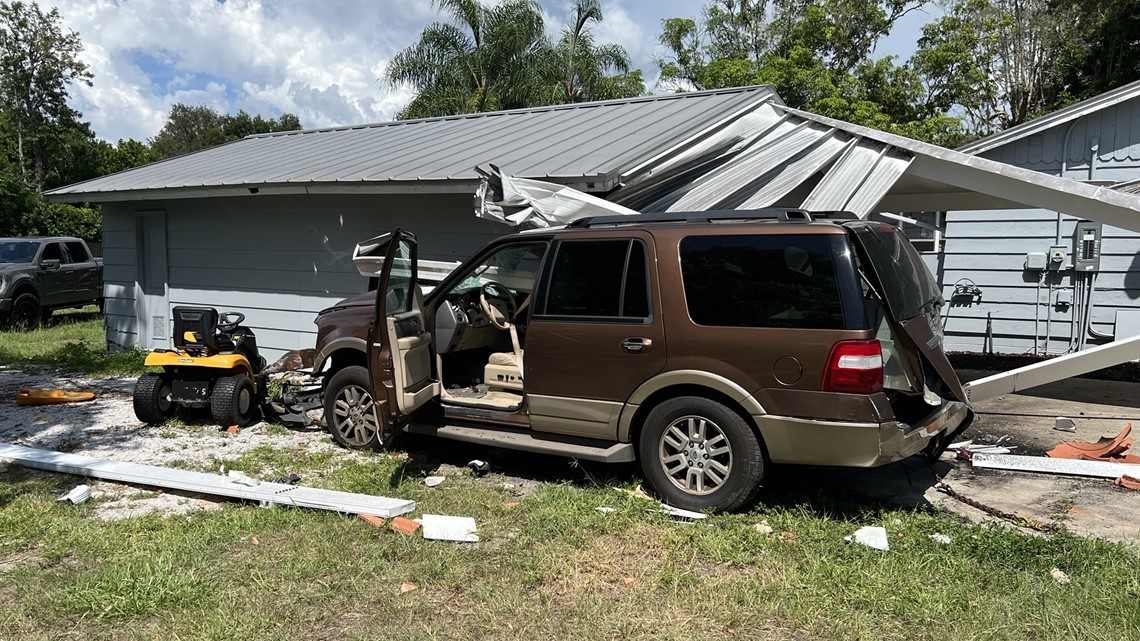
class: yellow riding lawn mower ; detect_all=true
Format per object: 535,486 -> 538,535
133,307 -> 267,428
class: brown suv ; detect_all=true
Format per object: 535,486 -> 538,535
312,210 -> 972,512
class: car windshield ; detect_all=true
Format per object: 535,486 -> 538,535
0,241 -> 39,264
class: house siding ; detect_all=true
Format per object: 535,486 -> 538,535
941,95 -> 1140,354
103,193 -> 510,360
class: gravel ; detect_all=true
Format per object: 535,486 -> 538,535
0,366 -> 356,520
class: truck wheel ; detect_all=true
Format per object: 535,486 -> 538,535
638,396 -> 766,513
134,373 -> 174,425
211,374 -> 258,428
324,365 -> 384,451
10,293 -> 40,329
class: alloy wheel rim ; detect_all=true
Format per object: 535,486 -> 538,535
332,384 -> 379,446
658,414 -> 733,495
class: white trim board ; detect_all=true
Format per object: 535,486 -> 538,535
0,443 -> 414,517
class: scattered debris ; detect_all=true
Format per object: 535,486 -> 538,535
466,459 -> 490,474
622,577 -> 635,587
423,476 -> 446,487
502,501 -> 520,509
930,533 -> 952,545
658,504 -> 707,520
399,582 -> 418,594
779,530 -> 796,543
616,485 -> 654,501
501,482 -> 516,490
16,388 -> 95,406
390,517 -> 421,535
417,514 -> 479,542
595,506 -> 616,514
0,442 -> 415,517
845,526 -> 890,551
1050,568 -> 1071,585
1046,424 -> 1140,463
1054,417 -> 1077,433
272,473 -> 301,485
359,514 -> 386,528
227,470 -> 260,487
972,452 -> 1140,480
251,536 -> 260,545
753,520 -> 774,535
936,481 -> 1059,533
225,425 -> 240,434
1114,475 -> 1140,491
57,484 -> 91,505
948,440 -> 972,450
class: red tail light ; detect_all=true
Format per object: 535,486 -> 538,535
821,340 -> 883,394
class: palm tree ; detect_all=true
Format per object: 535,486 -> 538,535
545,0 -> 643,103
384,0 -> 548,119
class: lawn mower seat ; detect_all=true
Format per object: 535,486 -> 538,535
173,306 -> 223,353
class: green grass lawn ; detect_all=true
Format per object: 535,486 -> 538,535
0,306 -> 144,377
1,313 -> 1138,639
2,448 -> 1138,641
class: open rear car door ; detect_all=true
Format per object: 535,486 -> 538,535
365,230 -> 439,443
845,221 -> 969,405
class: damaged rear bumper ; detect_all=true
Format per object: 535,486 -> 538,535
756,400 -> 972,467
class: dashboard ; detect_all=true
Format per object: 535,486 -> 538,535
434,287 -> 503,353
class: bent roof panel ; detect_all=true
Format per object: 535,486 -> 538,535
45,87 -> 778,199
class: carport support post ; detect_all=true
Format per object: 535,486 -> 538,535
963,333 -> 1140,403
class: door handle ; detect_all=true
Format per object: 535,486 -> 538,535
621,337 -> 653,353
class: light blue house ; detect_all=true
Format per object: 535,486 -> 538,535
940,80 -> 1140,355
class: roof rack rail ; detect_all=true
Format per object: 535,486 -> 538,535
567,209 -> 820,228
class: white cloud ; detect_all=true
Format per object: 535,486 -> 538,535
46,0 -> 436,141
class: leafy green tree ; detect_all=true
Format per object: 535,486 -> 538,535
653,1 -> 970,146
542,0 -> 642,103
1056,0 -> 1140,105
0,0 -> 92,188
913,0 -> 1085,134
385,0 -> 548,119
149,103 -> 303,159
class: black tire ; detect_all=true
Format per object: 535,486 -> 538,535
323,365 -> 384,451
637,396 -> 766,513
210,374 -> 258,428
10,292 -> 41,330
40,308 -> 52,324
134,373 -> 174,425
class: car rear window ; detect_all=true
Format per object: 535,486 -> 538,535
679,234 -> 845,329
845,222 -> 941,321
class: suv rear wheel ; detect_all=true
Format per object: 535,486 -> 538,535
638,396 -> 765,512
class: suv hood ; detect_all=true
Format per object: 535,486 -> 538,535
845,221 -> 968,404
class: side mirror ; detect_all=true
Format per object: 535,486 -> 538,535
40,259 -> 61,271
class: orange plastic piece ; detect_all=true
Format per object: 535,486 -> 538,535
1114,475 -> 1140,491
358,514 -> 386,528
390,516 -> 421,535
16,389 -> 95,406
1047,424 -> 1140,463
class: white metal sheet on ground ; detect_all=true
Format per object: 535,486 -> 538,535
971,452 -> 1140,479
0,443 -> 415,517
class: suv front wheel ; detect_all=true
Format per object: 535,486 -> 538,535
638,396 -> 766,513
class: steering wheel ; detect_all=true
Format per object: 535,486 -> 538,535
478,281 -> 516,331
217,312 -> 245,332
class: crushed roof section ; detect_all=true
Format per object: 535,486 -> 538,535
45,87 -> 780,199
957,79 -> 1140,155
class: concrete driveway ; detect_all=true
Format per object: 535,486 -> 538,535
793,371 -> 1140,543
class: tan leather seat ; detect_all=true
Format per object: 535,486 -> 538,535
485,350 -> 523,391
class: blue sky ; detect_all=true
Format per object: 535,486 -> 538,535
45,1 -> 940,143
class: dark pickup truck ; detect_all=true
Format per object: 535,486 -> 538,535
0,237 -> 103,328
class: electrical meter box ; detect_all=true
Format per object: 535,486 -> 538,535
1073,221 -> 1103,272
1025,252 -> 1047,270
1048,245 -> 1068,270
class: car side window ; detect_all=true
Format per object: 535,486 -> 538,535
64,241 -> 89,263
540,239 -> 650,320
679,234 -> 844,329
40,242 -> 63,262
